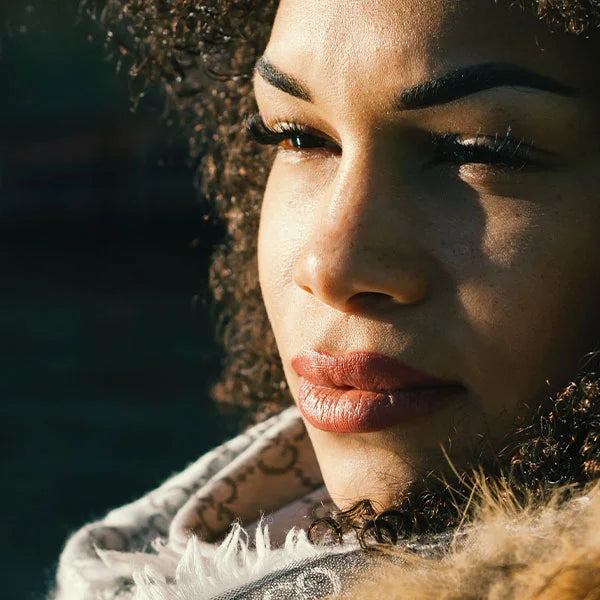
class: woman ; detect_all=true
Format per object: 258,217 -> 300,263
54,1 -> 600,598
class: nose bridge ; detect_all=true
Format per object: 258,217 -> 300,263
321,130 -> 420,241
321,148 -> 379,255
293,144 -> 430,311
307,145 -> 391,288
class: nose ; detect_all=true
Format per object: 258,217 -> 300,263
292,152 -> 430,314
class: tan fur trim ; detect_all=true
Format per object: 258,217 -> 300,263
347,481 -> 600,600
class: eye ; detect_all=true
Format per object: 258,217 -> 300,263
431,129 -> 548,170
244,112 -> 340,154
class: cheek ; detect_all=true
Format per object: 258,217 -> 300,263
456,198 -> 543,332
456,185 -> 600,398
258,154 -> 337,321
257,160 -> 314,332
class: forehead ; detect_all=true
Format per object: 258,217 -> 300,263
269,0 -> 456,60
263,0 -> 588,109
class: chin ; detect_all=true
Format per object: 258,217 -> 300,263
303,405 -> 492,512
328,480 -> 409,512
305,423 -> 437,511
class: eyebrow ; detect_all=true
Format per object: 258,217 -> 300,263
397,62 -> 577,110
255,56 -> 313,102
254,57 -> 577,109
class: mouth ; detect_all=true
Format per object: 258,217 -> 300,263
291,350 -> 466,434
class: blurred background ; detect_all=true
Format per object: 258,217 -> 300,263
1,3 -> 239,598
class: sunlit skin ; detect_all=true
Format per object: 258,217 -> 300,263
253,0 -> 600,510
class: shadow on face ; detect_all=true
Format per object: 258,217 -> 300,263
252,0 -> 600,509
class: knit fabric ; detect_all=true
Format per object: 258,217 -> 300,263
52,407 -> 348,599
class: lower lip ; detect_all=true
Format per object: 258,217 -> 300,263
297,378 -> 465,433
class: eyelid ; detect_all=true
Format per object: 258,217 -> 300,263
430,129 -> 555,170
452,127 -> 554,156
251,110 -> 339,139
244,111 -> 341,153
270,118 -> 340,148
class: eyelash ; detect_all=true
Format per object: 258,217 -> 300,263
244,112 -> 537,170
244,113 -> 339,154
431,130 -> 533,170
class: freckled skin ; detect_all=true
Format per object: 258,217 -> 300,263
254,0 -> 600,509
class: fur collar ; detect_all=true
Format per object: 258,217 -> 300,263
355,481 -> 600,600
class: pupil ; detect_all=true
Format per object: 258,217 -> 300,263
292,134 -> 303,147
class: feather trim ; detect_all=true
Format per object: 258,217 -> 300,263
97,521 -> 349,600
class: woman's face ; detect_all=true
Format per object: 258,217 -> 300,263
254,0 -> 600,509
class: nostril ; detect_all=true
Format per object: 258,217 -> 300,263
345,291 -> 397,312
353,292 -> 391,301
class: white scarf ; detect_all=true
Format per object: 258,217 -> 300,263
53,407 -> 350,600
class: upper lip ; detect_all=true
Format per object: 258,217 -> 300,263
291,350 -> 462,392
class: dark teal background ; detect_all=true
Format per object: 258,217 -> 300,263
1,3 -> 240,598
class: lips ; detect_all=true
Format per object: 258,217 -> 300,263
291,350 -> 465,433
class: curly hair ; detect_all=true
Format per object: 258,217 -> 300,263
82,0 -> 600,425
